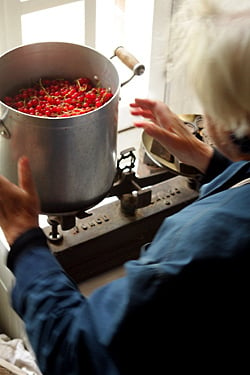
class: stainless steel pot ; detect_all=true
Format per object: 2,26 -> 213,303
0,42 -> 125,215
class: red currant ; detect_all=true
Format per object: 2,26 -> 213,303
2,77 -> 113,118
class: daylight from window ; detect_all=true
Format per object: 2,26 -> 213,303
20,0 -> 153,127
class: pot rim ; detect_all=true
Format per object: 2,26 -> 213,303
0,41 -> 121,121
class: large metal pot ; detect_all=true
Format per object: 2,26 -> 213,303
0,42 -> 121,215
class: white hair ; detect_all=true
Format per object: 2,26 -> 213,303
173,0 -> 250,138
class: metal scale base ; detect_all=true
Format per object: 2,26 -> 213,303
44,175 -> 198,283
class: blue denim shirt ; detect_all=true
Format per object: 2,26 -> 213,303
7,156 -> 250,375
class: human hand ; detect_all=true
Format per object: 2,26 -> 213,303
0,156 -> 40,245
130,98 -> 213,173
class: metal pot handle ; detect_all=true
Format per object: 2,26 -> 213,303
0,120 -> 11,139
111,46 -> 145,87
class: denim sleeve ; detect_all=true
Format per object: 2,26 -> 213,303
201,148 -> 231,184
7,228 -> 119,375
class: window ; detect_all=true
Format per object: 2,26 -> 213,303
95,0 -> 154,128
21,1 -> 86,45
0,0 -> 199,125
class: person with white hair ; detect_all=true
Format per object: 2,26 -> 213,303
0,0 -> 249,374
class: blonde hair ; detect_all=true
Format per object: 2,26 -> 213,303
173,0 -> 250,138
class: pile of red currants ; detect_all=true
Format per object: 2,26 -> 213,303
3,77 -> 113,117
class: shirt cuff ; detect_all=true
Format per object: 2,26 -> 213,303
7,227 -> 48,272
201,148 -> 231,184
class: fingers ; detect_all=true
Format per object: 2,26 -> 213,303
130,99 -> 157,122
130,98 -> 181,131
0,157 -> 40,244
134,121 -> 165,138
134,121 -> 178,146
0,157 -> 36,197
17,156 -> 38,198
17,156 -> 41,213
130,108 -> 156,121
130,98 -> 157,110
132,99 -> 195,137
0,174 -> 20,220
0,174 -> 14,199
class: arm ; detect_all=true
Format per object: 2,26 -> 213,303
7,228 -> 118,375
0,158 -> 114,374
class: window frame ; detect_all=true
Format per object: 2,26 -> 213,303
1,0 -> 199,116
0,0 -> 170,100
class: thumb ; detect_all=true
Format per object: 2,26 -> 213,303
18,156 -> 38,197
